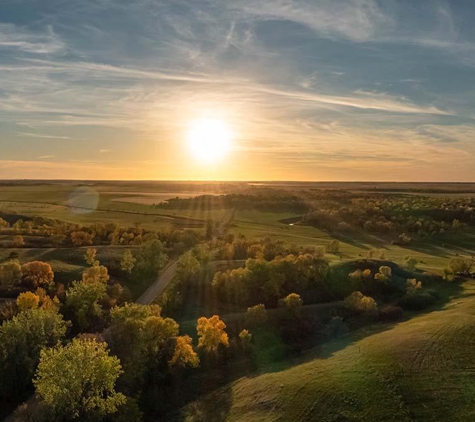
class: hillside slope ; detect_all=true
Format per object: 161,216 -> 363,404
179,281 -> 475,422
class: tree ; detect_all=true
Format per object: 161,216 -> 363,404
281,292 -> 303,311
0,308 -> 69,401
136,239 -> 168,276
121,250 -> 136,274
85,248 -> 98,266
169,335 -> 199,369
197,315 -> 229,353
21,261 -> 54,288
0,260 -> 22,289
374,266 -> 392,282
66,281 -> 107,331
325,240 -> 340,254
70,230 -> 94,247
448,257 -> 473,275
34,339 -> 125,420
367,249 -> 387,260
0,217 -> 9,228
82,264 -> 110,284
344,291 -> 377,313
245,304 -> 268,328
175,251 -> 201,284
404,256 -> 418,271
16,291 -> 40,311
239,329 -> 252,349
12,235 -> 25,248
406,278 -> 422,293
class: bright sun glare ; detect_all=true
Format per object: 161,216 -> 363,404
187,119 -> 232,162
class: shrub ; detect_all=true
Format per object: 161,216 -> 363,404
374,266 -> 391,282
245,304 -> 268,328
379,305 -> 404,321
399,292 -> 435,310
344,291 -> 377,313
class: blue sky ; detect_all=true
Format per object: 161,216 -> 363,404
1,0 -> 475,180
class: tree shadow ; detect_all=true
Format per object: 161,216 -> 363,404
247,279 -> 466,376
170,384 -> 233,422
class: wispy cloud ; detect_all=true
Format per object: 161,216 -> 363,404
0,24 -> 64,54
17,132 -> 80,140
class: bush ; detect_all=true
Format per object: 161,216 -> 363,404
399,292 -> 436,310
344,291 -> 377,313
379,305 -> 404,321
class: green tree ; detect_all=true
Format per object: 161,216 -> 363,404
34,339 -> 125,421
245,304 -> 268,328
120,250 -> 136,274
136,239 -> 168,276
0,308 -> 69,401
325,240 -> 340,254
0,259 -> 22,289
66,281 -> 107,331
403,256 -> 418,271
176,251 -> 201,284
448,257 -> 473,275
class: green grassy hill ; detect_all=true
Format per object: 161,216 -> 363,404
178,280 -> 475,422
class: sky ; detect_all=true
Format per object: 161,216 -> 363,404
1,0 -> 475,181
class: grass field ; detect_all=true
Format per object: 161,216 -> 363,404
177,279 -> 475,422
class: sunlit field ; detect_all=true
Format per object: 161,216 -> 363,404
3,180 -> 475,421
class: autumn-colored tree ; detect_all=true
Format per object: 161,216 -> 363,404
0,217 -> 9,228
35,287 -> 60,311
21,261 -> 54,288
281,292 -> 303,311
34,339 -> 125,420
16,291 -> 40,311
169,335 -> 200,369
247,244 -> 265,259
374,266 -> 392,282
121,250 -> 136,273
12,235 -> 25,248
197,315 -> 229,353
245,304 -> 268,328
344,291 -> 377,313
70,230 -> 94,247
239,329 -> 252,349
84,248 -> 98,266
406,278 -> 422,293
82,264 -> 110,284
0,260 -> 22,289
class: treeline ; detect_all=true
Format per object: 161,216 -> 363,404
0,216 -> 201,251
155,192 -> 311,213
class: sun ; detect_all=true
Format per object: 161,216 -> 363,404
187,119 -> 233,162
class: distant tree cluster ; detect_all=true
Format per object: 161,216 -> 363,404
212,253 -> 329,306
